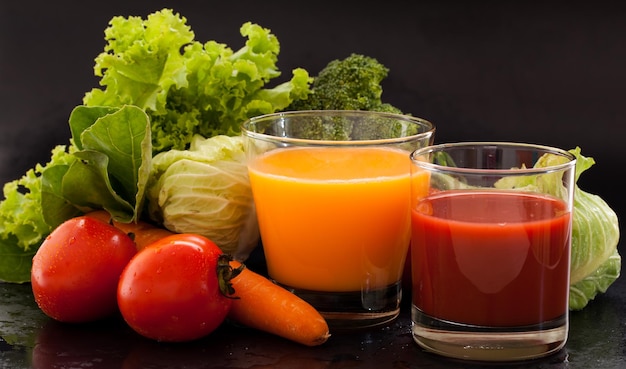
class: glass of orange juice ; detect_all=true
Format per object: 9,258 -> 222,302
241,110 -> 435,330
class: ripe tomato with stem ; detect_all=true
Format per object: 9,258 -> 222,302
117,234 -> 237,342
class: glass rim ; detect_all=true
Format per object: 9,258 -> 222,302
410,141 -> 577,176
241,110 -> 435,147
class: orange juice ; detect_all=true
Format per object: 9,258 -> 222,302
248,146 -> 413,292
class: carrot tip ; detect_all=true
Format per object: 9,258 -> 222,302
308,332 -> 331,346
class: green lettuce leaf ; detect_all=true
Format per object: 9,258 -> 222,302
0,145 -> 77,282
40,164 -> 82,229
0,236 -> 35,284
61,150 -> 135,219
0,106 -> 152,282
65,105 -> 152,222
83,9 -> 312,154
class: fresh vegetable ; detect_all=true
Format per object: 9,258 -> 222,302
31,216 -> 137,323
86,215 -> 330,345
117,234 -> 233,342
144,134 -> 258,260
495,147 -> 620,310
0,10 -> 309,281
83,8 -> 312,154
0,145 -> 78,283
286,53 -> 401,113
282,54 -> 416,141
227,260 -> 330,347
565,149 -> 621,310
0,104 -> 151,283
56,105 -> 152,224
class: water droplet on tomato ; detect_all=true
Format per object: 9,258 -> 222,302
144,288 -> 151,293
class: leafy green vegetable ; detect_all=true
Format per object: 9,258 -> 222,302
0,145 -> 76,282
83,9 -> 312,154
566,148 -> 621,309
62,105 -> 152,222
494,148 -> 573,201
40,163 -> 83,230
497,147 -> 621,310
0,105 -> 152,283
0,10 -> 310,281
146,135 -> 258,260
570,250 -> 621,310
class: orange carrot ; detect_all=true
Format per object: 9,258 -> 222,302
85,210 -> 173,251
84,210 -> 330,346
227,260 -> 331,346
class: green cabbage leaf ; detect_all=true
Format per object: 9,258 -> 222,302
566,148 -> 621,310
497,147 -> 621,310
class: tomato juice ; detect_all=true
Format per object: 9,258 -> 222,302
411,190 -> 571,327
248,146 -> 415,292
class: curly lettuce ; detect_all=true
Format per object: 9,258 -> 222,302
83,8 -> 312,154
0,146 -> 77,282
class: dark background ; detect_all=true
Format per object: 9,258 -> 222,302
1,0 -> 624,235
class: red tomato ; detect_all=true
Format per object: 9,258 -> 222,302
117,234 -> 233,342
31,216 -> 137,323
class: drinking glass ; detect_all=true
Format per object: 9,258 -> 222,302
410,142 -> 576,361
242,110 -> 435,330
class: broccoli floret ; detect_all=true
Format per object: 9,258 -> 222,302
286,53 -> 402,113
282,54 -> 412,140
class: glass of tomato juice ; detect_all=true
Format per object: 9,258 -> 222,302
409,142 -> 576,362
241,110 -> 435,330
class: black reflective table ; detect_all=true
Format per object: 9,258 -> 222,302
2,255 -> 625,369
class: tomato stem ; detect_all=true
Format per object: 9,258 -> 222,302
217,254 -> 244,298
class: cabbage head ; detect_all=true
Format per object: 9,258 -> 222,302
146,134 -> 259,261
567,148 -> 621,310
494,147 -> 620,310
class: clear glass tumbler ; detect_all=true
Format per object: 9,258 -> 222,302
410,142 -> 576,361
242,110 -> 435,330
